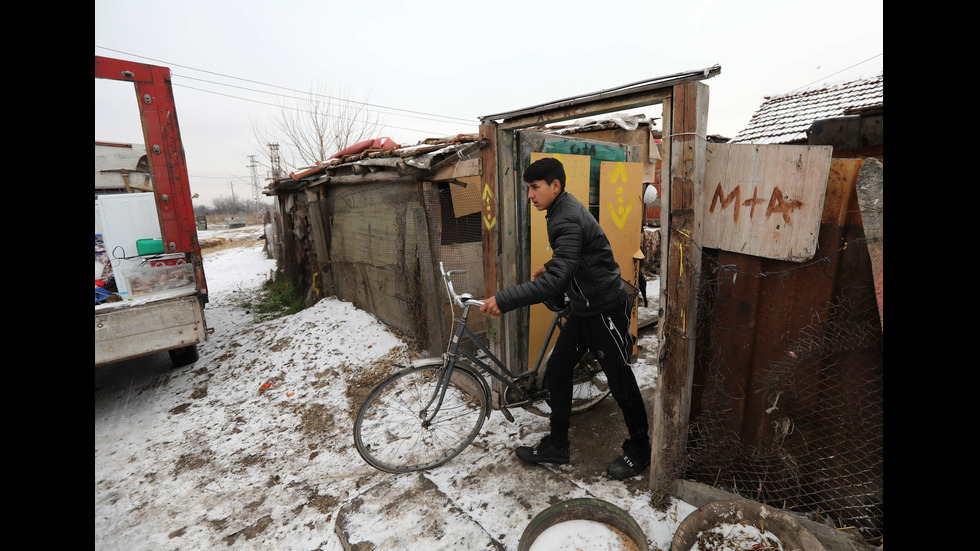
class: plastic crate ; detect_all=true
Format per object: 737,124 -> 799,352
124,263 -> 195,296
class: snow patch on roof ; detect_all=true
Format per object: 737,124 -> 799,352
730,74 -> 883,144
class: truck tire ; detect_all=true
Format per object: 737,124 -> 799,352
169,345 -> 199,368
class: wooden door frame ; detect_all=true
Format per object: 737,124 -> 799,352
479,69 -> 717,490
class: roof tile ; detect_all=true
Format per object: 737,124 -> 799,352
730,74 -> 883,144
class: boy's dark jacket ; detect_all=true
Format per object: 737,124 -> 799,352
495,191 -> 626,316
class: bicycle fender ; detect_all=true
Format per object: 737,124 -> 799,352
411,356 -> 445,369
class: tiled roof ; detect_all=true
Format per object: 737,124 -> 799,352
730,74 -> 883,144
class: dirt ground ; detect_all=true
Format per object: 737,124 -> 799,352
95,225 -> 670,550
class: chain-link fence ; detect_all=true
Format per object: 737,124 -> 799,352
677,235 -> 883,546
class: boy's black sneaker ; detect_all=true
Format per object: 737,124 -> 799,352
606,451 -> 650,480
515,435 -> 570,465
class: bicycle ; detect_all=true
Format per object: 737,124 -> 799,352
353,262 -> 619,473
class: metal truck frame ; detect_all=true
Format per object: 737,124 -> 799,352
95,55 -> 210,367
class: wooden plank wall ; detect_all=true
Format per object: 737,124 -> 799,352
479,123 -> 501,358
702,144 -> 833,262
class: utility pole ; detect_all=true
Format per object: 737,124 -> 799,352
248,155 -> 261,210
268,143 -> 284,180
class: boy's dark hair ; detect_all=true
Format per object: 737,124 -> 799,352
523,157 -> 566,191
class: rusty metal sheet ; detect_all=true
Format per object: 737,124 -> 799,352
688,159 -> 883,539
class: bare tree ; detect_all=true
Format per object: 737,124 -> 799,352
252,83 -> 386,173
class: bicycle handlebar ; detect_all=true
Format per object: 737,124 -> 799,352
439,261 -> 485,308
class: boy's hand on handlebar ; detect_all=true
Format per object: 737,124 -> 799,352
480,296 -> 502,318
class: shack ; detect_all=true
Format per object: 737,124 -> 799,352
264,135 -> 489,355
730,73 -> 883,157
95,141 -> 152,195
264,120 -> 670,357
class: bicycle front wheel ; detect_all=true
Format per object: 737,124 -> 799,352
353,364 -> 489,473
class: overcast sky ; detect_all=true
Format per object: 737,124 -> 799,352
95,0 -> 883,208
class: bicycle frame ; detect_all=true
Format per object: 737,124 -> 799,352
449,301 -> 550,397
422,263 -> 562,421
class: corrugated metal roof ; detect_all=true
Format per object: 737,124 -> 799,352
265,134 -> 486,194
729,74 -> 883,144
280,134 -> 482,182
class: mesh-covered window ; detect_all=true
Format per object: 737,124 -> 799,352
431,182 -> 489,358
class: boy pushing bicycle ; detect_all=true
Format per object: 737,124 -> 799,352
480,156 -> 651,480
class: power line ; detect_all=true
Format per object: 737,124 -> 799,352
790,53 -> 883,93
174,75 -> 474,124
191,172 -> 251,181
95,45 -> 475,124
175,73 -> 473,125
175,82 -> 468,136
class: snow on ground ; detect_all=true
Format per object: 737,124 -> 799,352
94,224 -> 696,550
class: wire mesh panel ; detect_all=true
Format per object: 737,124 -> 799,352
757,296 -> 883,537
428,183 -> 489,358
644,155 -> 885,546
676,232 -> 884,546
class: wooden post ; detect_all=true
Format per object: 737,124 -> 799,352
479,122 -> 503,406
855,158 -> 883,330
304,188 -> 332,298
649,81 -> 708,493
479,122 -> 499,306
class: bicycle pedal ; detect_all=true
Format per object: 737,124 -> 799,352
500,406 -> 515,423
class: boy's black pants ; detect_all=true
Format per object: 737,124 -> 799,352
543,300 -> 650,458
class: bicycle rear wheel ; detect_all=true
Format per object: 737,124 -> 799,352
353,363 -> 489,473
569,353 -> 610,413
